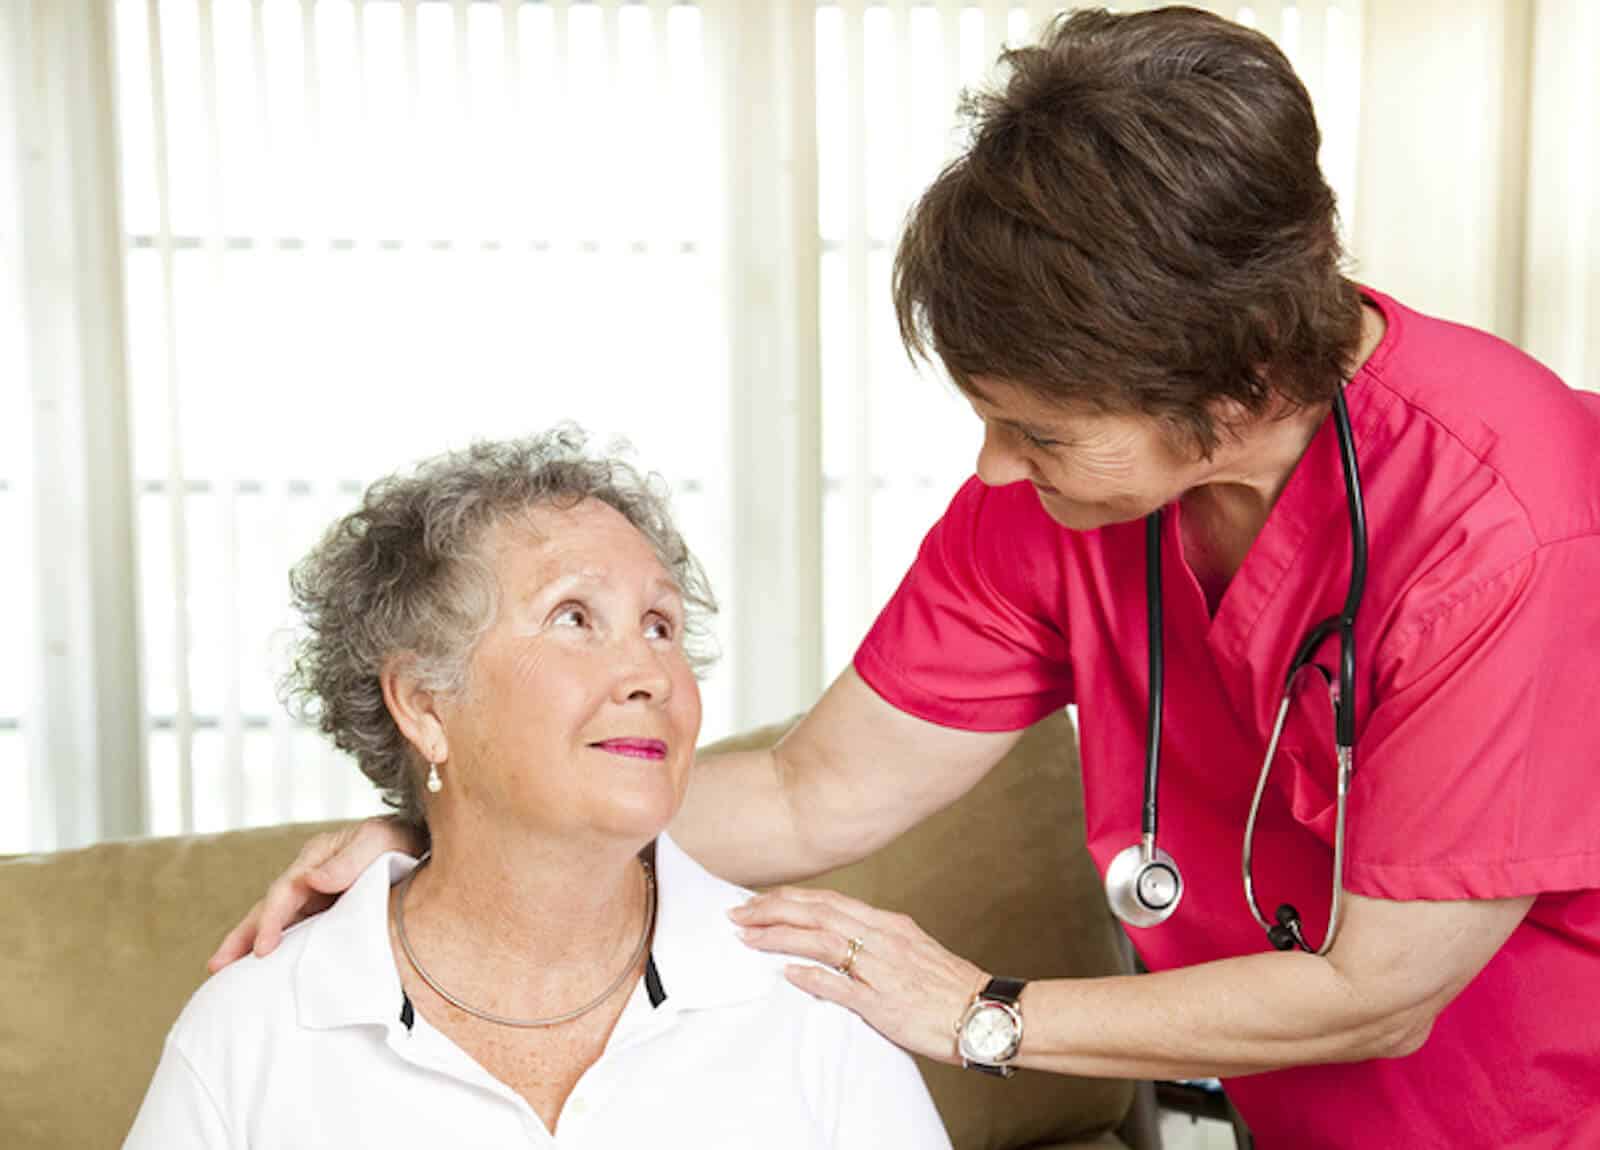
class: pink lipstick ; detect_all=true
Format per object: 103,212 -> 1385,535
592,739 -> 668,761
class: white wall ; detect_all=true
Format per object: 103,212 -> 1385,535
1522,0 -> 1600,392
1351,0 -> 1532,341
1352,0 -> 1598,395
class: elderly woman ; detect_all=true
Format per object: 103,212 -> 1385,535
218,9 -> 1599,1147
127,431 -> 949,1148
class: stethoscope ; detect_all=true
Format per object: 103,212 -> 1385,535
1103,387 -> 1368,955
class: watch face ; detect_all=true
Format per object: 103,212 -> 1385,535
961,1003 -> 1020,1062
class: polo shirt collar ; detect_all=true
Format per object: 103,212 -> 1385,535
646,832 -> 785,1011
293,836 -> 780,1032
295,852 -> 418,1032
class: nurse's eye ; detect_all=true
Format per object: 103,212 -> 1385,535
1022,429 -> 1063,450
551,603 -> 590,629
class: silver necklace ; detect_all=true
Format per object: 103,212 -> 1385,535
392,852 -> 656,1029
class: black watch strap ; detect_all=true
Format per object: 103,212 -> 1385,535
969,1060 -> 1014,1077
982,976 -> 1027,1007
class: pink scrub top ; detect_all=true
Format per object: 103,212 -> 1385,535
854,288 -> 1600,1148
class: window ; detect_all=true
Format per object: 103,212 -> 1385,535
5,0 -> 1373,850
112,0 -> 731,836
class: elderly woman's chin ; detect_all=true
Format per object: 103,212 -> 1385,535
581,762 -> 691,846
581,729 -> 697,831
469,749 -> 692,851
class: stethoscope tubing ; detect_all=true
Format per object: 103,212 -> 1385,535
1240,666 -> 1355,956
1143,512 -> 1165,842
1112,387 -> 1368,955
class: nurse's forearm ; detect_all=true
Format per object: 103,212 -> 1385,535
1014,891 -> 1531,1080
1013,952 -> 1427,1080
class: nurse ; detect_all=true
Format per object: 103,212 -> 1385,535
215,9 -> 1600,1146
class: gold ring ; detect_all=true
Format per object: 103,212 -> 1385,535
835,936 -> 865,977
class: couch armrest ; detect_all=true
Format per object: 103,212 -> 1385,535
0,819 -> 350,1148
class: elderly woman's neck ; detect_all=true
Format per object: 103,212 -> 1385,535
400,825 -> 653,977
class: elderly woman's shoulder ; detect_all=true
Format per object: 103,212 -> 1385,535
149,920 -> 317,1089
183,916 -> 318,1027
176,852 -> 406,1046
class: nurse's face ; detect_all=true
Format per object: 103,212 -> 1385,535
968,377 -> 1210,531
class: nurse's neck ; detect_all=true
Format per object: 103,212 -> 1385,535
1179,304 -> 1385,583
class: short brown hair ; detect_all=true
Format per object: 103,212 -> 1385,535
893,5 -> 1362,455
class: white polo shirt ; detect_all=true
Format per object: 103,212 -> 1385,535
125,834 -> 951,1149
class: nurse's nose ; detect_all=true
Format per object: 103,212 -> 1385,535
976,422 -> 1032,488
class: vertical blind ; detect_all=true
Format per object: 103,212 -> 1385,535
112,0 -> 730,838
0,0 -> 30,854
1524,0 -> 1600,393
814,0 -> 1367,678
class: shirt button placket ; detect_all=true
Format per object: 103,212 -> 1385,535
553,1096 -> 587,1147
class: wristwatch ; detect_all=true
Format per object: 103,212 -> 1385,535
955,976 -> 1027,1077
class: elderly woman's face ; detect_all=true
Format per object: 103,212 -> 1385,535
437,499 -> 702,846
967,377 -> 1207,531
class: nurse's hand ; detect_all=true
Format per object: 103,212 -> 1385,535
205,816 -> 422,973
730,887 -> 987,1064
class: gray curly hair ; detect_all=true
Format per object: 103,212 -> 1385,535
281,426 -> 718,829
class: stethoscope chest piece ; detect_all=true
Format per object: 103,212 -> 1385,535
1104,841 -> 1184,928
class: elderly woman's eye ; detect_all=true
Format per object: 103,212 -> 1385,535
645,614 -> 676,641
552,604 -> 589,628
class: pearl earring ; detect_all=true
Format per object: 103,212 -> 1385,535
426,761 -> 443,794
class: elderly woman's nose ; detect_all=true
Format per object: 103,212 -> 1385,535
976,423 -> 1030,487
610,635 -> 673,704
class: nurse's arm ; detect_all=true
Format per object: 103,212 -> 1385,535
1014,889 -> 1534,1079
669,667 -> 1024,887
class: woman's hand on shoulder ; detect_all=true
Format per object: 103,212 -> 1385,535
731,887 -> 987,1064
205,816 -> 422,973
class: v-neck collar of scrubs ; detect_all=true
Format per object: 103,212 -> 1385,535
1169,290 -> 1403,671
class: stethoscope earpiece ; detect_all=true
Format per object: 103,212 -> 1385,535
1266,925 -> 1297,951
1267,904 -> 1304,951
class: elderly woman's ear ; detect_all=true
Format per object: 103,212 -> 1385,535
381,654 -> 451,768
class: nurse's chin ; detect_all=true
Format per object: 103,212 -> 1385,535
1033,492 -> 1146,533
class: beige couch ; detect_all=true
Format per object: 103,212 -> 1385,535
0,710 -> 1158,1149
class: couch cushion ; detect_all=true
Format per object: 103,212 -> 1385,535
706,710 -> 1134,1150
